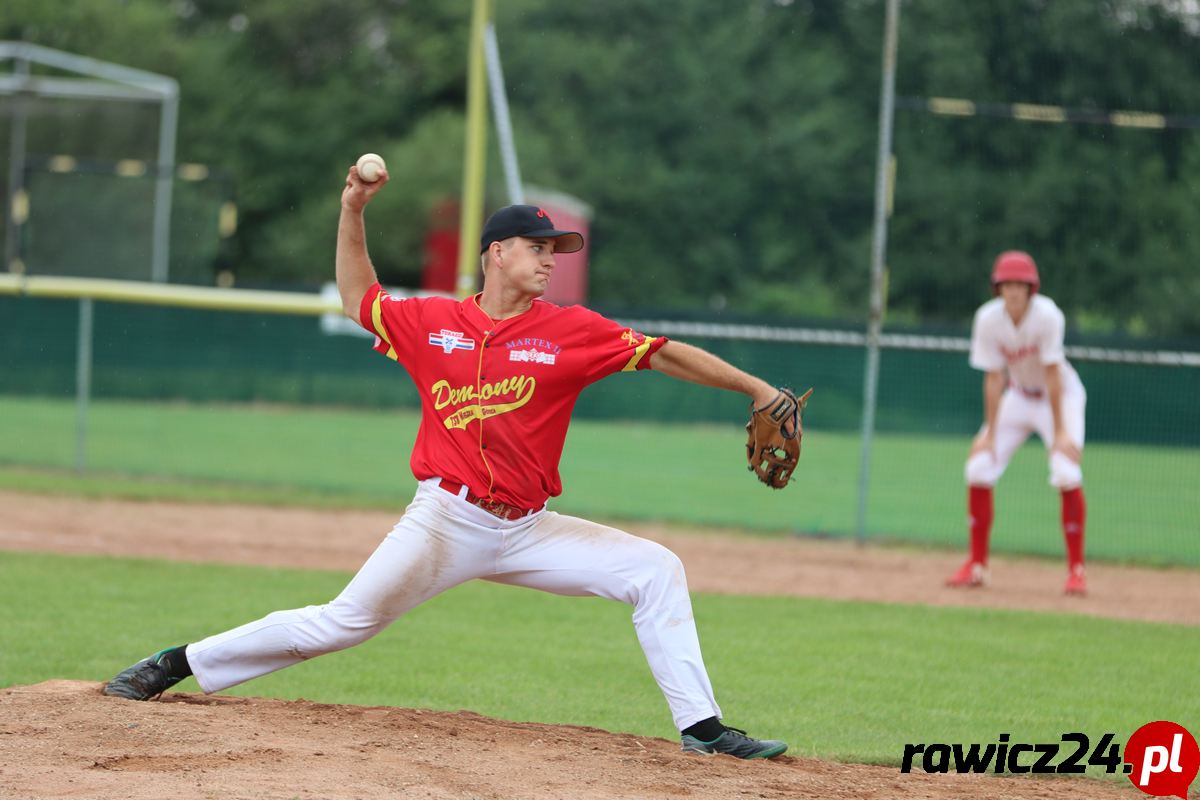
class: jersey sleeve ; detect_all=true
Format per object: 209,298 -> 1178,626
1038,302 -> 1067,366
581,309 -> 669,385
358,282 -> 423,366
968,306 -> 1006,372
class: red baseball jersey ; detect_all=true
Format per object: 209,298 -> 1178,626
359,283 -> 668,510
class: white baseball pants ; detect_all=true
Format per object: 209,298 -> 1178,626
965,376 -> 1087,489
186,478 -> 722,730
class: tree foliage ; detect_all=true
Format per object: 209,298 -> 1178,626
1,0 -> 1198,335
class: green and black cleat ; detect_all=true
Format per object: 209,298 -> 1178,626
102,649 -> 184,701
681,727 -> 788,759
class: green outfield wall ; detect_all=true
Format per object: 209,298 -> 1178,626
2,295 -> 1196,446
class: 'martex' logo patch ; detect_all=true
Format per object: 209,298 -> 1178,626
509,349 -> 556,365
504,337 -> 561,366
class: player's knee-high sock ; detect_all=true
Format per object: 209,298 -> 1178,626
968,486 -> 993,565
1061,487 -> 1086,568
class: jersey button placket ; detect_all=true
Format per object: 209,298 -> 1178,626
477,330 -> 494,493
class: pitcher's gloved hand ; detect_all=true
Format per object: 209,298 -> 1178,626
745,387 -> 812,488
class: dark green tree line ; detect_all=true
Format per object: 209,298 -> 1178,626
1,0 -> 1197,335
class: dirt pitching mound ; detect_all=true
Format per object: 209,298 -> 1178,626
0,681 -> 1141,800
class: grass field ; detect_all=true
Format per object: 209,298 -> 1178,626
0,396 -> 1197,565
1,549 -> 1196,777
2,394 -> 1197,784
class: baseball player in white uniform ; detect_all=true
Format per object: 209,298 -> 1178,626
946,251 -> 1088,595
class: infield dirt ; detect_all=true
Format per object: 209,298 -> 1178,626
2,490 -> 1188,799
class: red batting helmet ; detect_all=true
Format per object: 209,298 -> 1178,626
990,250 -> 1040,295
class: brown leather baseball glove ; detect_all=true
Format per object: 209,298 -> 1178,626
745,387 -> 813,488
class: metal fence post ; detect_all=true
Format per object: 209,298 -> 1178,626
75,297 -> 93,472
856,0 -> 901,543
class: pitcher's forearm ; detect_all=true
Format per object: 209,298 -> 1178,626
651,340 -> 776,405
336,206 -> 378,318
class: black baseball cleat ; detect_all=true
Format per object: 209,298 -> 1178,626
102,649 -> 185,700
681,727 -> 788,759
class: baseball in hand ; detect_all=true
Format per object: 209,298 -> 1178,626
356,153 -> 386,183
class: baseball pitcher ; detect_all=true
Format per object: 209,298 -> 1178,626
102,161 -> 813,760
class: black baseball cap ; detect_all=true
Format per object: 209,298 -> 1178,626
479,205 -> 584,254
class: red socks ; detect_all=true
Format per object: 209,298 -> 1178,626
1061,487 -> 1086,569
967,486 -> 1085,573
968,486 -> 993,565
